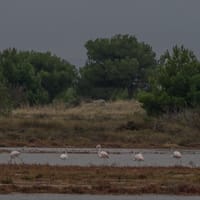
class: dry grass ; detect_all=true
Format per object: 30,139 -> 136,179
0,164 -> 200,194
13,100 -> 143,120
0,100 -> 199,148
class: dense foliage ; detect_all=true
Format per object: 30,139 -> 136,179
0,48 -> 78,109
79,34 -> 156,99
0,34 -> 200,117
137,46 -> 200,115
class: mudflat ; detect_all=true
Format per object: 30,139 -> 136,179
0,165 -> 199,195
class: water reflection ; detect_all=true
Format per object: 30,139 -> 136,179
0,148 -> 200,167
0,194 -> 199,200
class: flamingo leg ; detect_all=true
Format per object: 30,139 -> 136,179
17,156 -> 24,164
8,157 -> 12,164
13,158 -> 17,165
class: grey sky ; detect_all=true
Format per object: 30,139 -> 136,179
0,0 -> 200,66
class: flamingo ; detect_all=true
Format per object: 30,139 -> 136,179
60,148 -> 68,160
9,148 -> 24,164
173,150 -> 182,159
96,144 -> 109,159
133,152 -> 144,166
172,150 -> 182,165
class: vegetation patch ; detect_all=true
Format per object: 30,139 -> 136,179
0,100 -> 199,148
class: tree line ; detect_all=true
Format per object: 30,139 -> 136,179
0,34 -> 200,116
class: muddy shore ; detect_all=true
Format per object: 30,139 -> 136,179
0,165 -> 200,195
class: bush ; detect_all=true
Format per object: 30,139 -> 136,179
137,46 -> 200,116
111,89 -> 129,100
137,91 -> 163,116
56,87 -> 80,106
0,83 -> 12,116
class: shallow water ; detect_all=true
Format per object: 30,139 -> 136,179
0,147 -> 200,167
0,194 -> 199,200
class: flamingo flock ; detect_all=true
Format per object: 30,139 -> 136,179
6,145 -> 187,167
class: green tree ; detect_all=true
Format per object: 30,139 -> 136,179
0,49 -> 48,105
137,46 -> 200,115
79,34 -> 156,99
188,74 -> 200,106
0,65 -> 12,115
0,49 -> 78,106
29,51 -> 78,102
79,58 -> 139,99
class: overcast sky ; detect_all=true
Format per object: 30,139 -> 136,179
0,0 -> 200,66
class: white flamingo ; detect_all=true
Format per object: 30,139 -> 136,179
173,151 -> 182,159
172,150 -> 182,165
60,148 -> 68,160
133,152 -> 144,166
96,144 -> 109,159
9,148 -> 24,164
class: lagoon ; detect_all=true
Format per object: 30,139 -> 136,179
0,148 -> 199,167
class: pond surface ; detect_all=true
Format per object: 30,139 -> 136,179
0,194 -> 199,200
0,147 -> 200,167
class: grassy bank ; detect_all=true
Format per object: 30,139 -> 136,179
0,165 -> 200,194
0,100 -> 200,148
